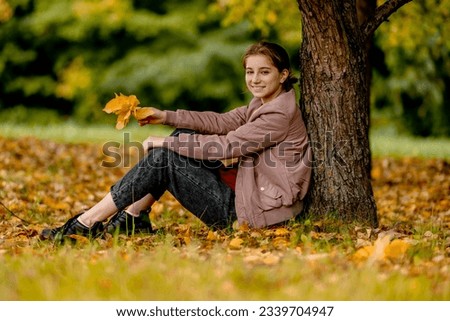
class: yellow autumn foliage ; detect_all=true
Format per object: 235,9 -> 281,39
55,57 -> 92,100
103,93 -> 154,129
353,237 -> 411,264
384,239 -> 411,261
0,0 -> 13,22
229,237 -> 244,250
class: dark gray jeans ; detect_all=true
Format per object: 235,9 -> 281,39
110,129 -> 237,229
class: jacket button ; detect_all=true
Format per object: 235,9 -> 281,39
260,187 -> 265,191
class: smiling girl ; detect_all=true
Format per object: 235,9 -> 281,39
41,41 -> 312,241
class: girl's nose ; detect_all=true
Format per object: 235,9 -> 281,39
252,73 -> 261,83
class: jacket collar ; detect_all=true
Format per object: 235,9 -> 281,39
247,89 -> 296,118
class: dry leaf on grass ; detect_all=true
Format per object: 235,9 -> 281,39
353,236 -> 411,264
384,239 -> 411,261
229,237 -> 244,250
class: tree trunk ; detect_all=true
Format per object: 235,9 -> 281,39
357,0 -> 377,178
297,0 -> 378,226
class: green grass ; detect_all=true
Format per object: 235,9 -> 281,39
370,132 -> 450,159
0,122 -> 172,145
1,241 -> 447,301
1,122 -> 449,158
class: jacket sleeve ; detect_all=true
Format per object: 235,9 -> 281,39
163,107 -> 291,161
164,106 -> 247,135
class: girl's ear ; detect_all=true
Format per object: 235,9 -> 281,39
280,69 -> 289,83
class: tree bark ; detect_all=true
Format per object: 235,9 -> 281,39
357,0 -> 377,177
296,0 -> 412,226
297,0 -> 377,226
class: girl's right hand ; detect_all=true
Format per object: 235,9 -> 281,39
138,107 -> 167,126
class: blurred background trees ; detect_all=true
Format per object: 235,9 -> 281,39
373,0 -> 450,136
0,0 -> 257,124
0,0 -> 448,136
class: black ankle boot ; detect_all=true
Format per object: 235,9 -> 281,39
40,213 -> 104,243
105,209 -> 153,236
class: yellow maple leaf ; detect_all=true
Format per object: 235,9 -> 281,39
229,237 -> 244,250
103,93 -> 155,129
352,245 -> 374,262
133,107 -> 155,121
352,236 -> 411,264
274,227 -> 290,236
115,109 -> 132,130
206,230 -> 218,241
103,93 -> 140,129
103,93 -> 139,114
384,239 -> 410,261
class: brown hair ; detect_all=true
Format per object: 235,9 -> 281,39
243,41 -> 298,91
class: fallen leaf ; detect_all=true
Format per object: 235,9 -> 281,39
366,234 -> 392,264
206,230 -> 218,241
353,235 -> 391,263
183,236 -> 191,245
352,245 -> 374,262
273,237 -> 289,249
229,237 -> 244,250
274,227 -> 290,236
68,234 -> 89,244
384,239 -> 410,261
353,236 -> 411,265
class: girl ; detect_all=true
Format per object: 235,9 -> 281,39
41,41 -> 312,241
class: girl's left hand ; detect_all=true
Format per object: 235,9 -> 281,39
143,136 -> 166,151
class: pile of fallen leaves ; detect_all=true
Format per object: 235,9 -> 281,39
0,136 -> 449,278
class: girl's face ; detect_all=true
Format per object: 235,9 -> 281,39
245,54 -> 288,104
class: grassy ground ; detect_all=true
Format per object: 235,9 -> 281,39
370,129 -> 450,159
1,241 -> 445,301
0,122 -> 170,144
1,122 -> 449,158
0,123 -> 449,301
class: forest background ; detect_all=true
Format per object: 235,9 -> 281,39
0,0 -> 449,137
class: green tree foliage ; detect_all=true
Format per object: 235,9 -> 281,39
373,0 -> 450,136
211,0 -> 449,137
1,0 -> 448,136
209,0 -> 301,46
0,0 -> 255,123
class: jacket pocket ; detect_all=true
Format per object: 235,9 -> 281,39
255,179 -> 283,211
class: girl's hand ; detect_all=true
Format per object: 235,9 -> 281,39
138,107 -> 167,126
143,135 -> 166,151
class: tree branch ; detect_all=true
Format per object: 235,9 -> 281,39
362,0 -> 413,39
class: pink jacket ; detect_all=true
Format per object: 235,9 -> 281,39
163,89 -> 312,228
